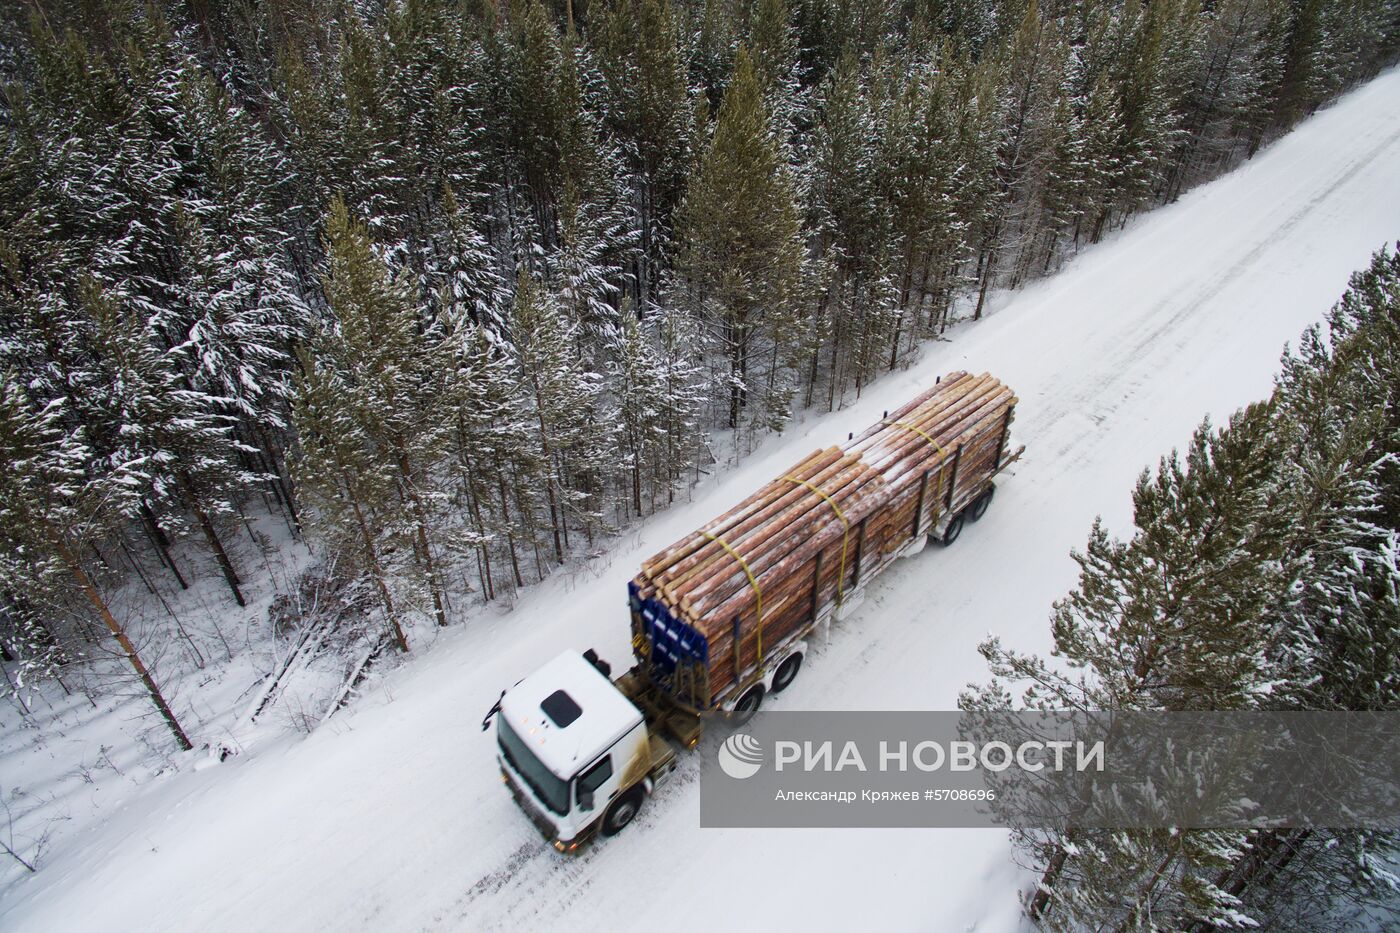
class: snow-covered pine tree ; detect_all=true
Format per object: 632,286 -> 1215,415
445,323 -> 538,599
808,49 -> 884,291
963,403 -> 1290,929
167,52 -> 310,513
71,279 -> 255,608
1033,92 -> 1088,271
0,376 -> 192,749
1072,70 -> 1129,245
1229,248 -> 1400,930
550,34 -> 640,322
345,0 -> 485,257
962,248 -> 1400,929
650,300 -> 710,496
337,14 -> 419,257
290,200 -> 478,648
548,181 -> 627,343
605,301 -> 708,517
168,207 -> 297,496
494,0 -> 580,248
995,0 -> 1075,290
272,30 -> 352,230
747,0 -> 805,139
506,270 -> 610,563
687,0 -> 740,111
676,46 -> 806,434
806,50 -> 900,400
302,198 -> 461,629
889,47 -> 988,326
590,0 -> 692,307
425,185 -> 507,336
290,347 -> 412,654
1271,267 -> 1400,711
608,305 -> 667,518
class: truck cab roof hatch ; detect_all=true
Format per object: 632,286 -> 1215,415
540,690 -> 582,727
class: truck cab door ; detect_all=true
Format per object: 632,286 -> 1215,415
574,753 -> 619,818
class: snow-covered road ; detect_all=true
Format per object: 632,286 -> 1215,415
7,68 -> 1400,933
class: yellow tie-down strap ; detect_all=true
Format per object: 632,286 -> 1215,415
699,530 -> 765,663
884,419 -> 948,460
884,419 -> 951,520
782,476 -> 850,606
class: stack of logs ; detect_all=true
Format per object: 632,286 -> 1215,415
632,372 -> 1018,707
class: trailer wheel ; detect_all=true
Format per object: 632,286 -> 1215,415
602,787 -> 644,836
772,653 -> 803,693
940,514 -> 965,546
730,685 -> 764,724
969,486 -> 995,521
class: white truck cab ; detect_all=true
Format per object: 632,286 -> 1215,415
495,651 -> 662,851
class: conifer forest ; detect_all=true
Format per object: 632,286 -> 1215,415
0,0 -> 1398,927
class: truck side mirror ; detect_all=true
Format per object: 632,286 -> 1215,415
578,789 -> 595,812
481,689 -> 506,732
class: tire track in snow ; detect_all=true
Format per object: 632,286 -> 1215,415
427,762 -> 707,931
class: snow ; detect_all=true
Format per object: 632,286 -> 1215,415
4,67 -> 1400,933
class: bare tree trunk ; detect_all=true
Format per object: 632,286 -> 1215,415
120,534 -> 159,597
140,503 -> 188,590
395,452 -> 449,627
534,428 -> 565,564
1028,844 -> 1068,920
252,423 -> 299,534
52,537 -> 192,751
974,240 -> 998,321
456,459 -> 495,602
177,475 -> 245,607
804,313 -> 822,409
469,491 -> 494,601
887,291 -> 904,372
342,471 -> 410,654
497,475 -> 525,589
827,305 -> 844,411
118,537 -> 205,669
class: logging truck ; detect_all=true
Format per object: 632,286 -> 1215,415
483,372 -> 1022,851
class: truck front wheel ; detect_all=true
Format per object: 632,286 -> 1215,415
602,787 -> 644,836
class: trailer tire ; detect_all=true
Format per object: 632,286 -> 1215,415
772,653 -> 803,693
940,514 -> 965,547
969,486 -> 995,521
730,685 -> 764,724
602,787 -> 644,836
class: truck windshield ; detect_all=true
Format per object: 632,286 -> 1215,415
498,719 -> 570,816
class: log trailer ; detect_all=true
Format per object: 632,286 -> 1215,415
483,372 -> 1022,851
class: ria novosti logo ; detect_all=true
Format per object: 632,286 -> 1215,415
717,732 -> 1109,780
718,732 -> 765,779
